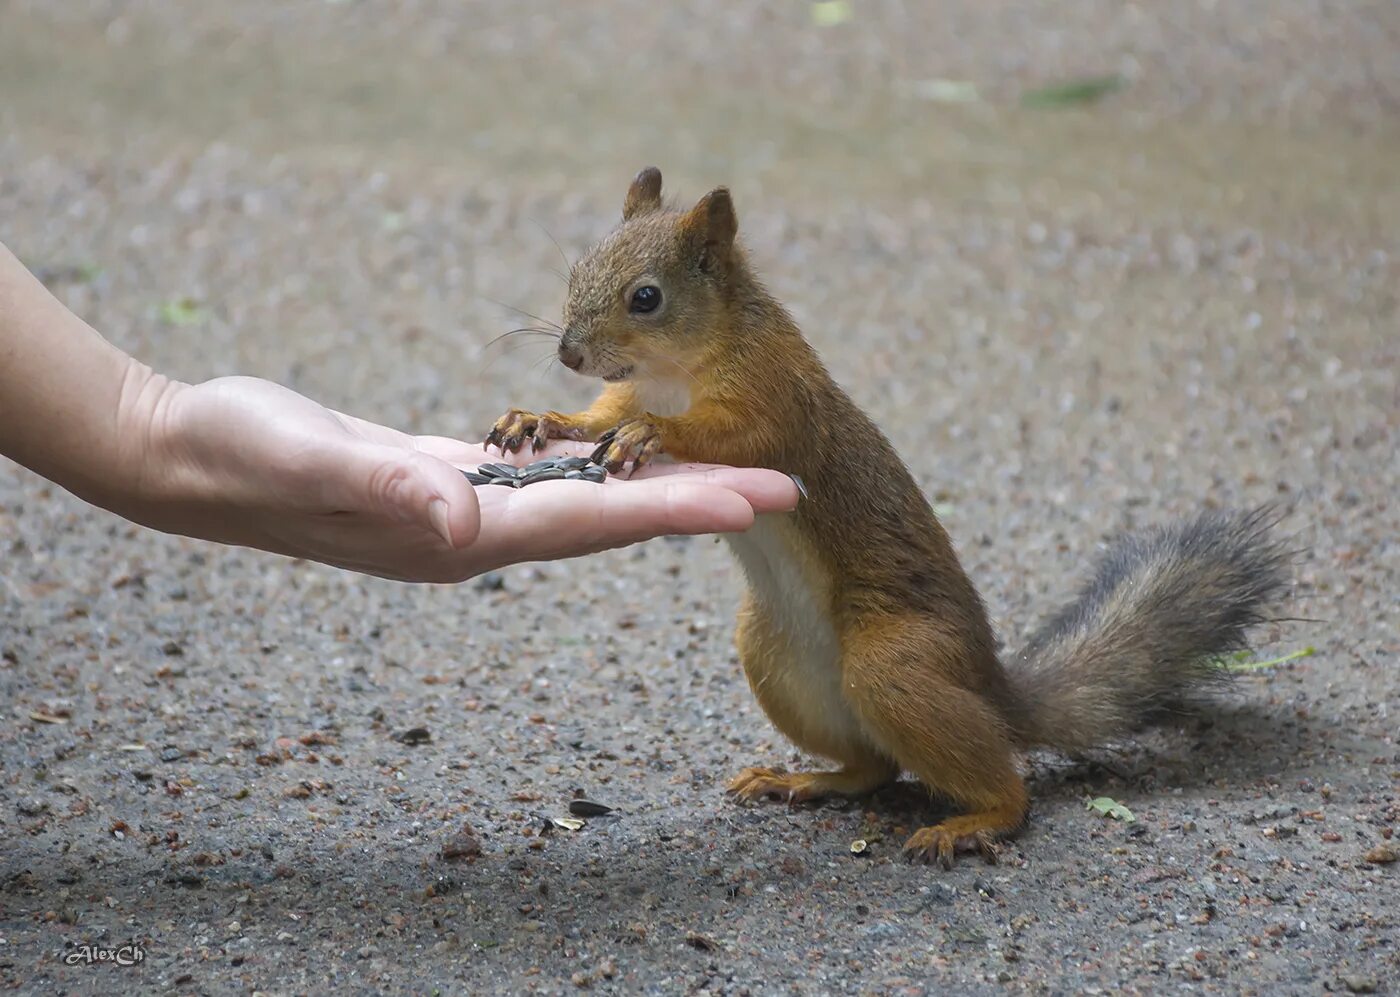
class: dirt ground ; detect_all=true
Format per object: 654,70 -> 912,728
1,2 -> 1397,994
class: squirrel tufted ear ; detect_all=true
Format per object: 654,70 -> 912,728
681,187 -> 738,272
623,166 -> 664,220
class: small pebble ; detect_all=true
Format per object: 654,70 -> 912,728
1363,843 -> 1397,864
440,825 -> 483,861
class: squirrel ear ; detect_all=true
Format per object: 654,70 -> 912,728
681,187 -> 737,272
623,167 -> 663,220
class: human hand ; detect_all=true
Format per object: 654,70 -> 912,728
134,376 -> 797,581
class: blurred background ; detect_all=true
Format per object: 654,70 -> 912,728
2,2 -> 1397,992
3,0 -> 1396,448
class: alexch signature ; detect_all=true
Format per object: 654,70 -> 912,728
62,943 -> 147,967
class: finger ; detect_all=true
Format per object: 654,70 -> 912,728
312,443 -> 483,549
327,410 -> 418,448
525,441 -> 802,513
411,435 -> 494,467
529,440 -> 606,460
467,478 -> 757,569
627,465 -> 800,513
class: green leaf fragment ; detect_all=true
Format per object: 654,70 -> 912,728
1021,75 -> 1126,108
905,79 -> 980,103
1086,796 -> 1135,822
1212,646 -> 1315,673
159,298 -> 208,326
810,1 -> 852,28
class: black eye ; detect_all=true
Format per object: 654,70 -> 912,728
629,285 -> 662,314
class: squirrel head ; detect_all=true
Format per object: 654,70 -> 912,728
557,167 -> 738,383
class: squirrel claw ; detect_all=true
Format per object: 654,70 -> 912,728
489,409 -> 584,456
486,408 -> 538,455
593,418 -> 663,476
589,428 -> 619,466
727,766 -> 826,803
902,825 -> 1000,869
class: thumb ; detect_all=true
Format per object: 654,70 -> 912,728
318,442 -> 482,548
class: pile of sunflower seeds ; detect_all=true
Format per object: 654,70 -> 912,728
463,455 -> 608,488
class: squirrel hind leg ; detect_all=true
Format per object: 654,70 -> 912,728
841,614 -> 1031,868
728,761 -> 897,804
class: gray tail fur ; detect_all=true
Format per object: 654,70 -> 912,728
1007,508 -> 1291,754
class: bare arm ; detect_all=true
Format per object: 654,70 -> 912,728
0,242 -> 798,581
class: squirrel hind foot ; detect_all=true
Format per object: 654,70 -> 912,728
902,805 -> 1027,869
727,764 -> 893,804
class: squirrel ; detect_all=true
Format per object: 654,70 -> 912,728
486,167 -> 1290,867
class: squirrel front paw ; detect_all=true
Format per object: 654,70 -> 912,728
590,417 -> 664,475
485,408 -> 585,455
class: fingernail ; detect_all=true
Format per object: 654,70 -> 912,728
427,498 -> 453,547
788,474 -> 809,501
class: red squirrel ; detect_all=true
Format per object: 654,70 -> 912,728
487,168 -> 1288,866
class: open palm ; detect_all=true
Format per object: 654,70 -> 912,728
152,376 -> 796,582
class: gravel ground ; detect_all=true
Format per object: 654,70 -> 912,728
2,2 -> 1397,994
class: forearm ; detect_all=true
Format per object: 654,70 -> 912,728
563,384 -> 641,438
0,241 -> 178,516
658,402 -> 771,467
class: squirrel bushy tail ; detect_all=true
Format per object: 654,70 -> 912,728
1007,508 -> 1290,754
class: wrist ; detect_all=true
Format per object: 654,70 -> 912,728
103,361 -> 197,523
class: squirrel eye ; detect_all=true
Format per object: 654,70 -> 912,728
629,285 -> 662,314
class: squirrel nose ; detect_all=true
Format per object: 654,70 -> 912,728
558,340 -> 584,370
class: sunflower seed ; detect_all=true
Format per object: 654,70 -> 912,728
475,458 -> 608,487
567,799 -> 614,817
478,462 -> 521,478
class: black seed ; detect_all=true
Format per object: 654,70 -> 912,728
475,572 -> 506,592
488,476 -> 521,487
521,467 -> 566,485
529,457 -> 575,474
555,456 -> 593,471
580,466 -> 608,483
568,799 -> 614,817
478,462 -> 521,478
462,471 -> 492,486
564,470 -> 584,480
